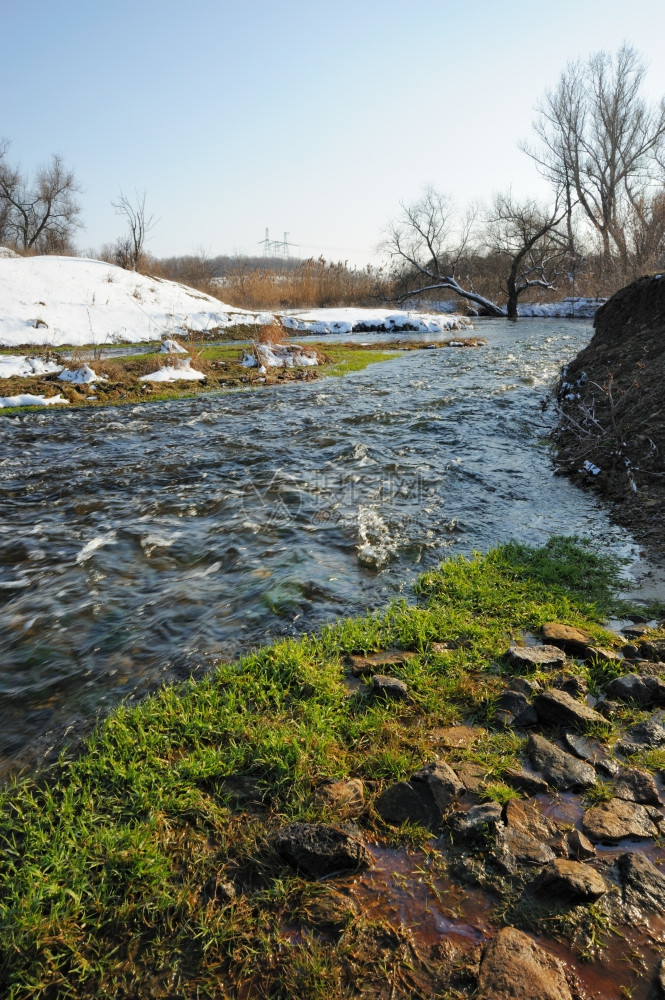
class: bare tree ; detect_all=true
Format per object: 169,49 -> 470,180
525,44 -> 665,267
383,186 -> 504,315
485,193 -> 569,318
111,190 -> 157,271
0,140 -> 81,253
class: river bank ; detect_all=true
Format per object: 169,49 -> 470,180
2,538 -> 665,999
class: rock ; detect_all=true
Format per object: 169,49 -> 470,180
375,781 -> 435,827
554,673 -> 588,696
493,828 -> 555,874
412,761 -> 463,811
533,689 -> 605,729
497,690 -> 537,727
477,926 -> 574,1000
528,733 -> 597,791
506,645 -> 566,672
617,718 -> 665,755
429,724 -> 482,748
431,640 -> 457,653
617,852 -> 665,915
585,646 -> 622,665
532,859 -> 608,902
508,677 -> 541,697
542,622 -> 591,656
623,623 -> 652,639
583,798 -> 664,841
641,639 -> 665,662
565,829 -> 596,860
594,696 -> 621,719
313,778 -> 365,818
605,673 -> 665,707
301,888 -> 359,930
614,767 -> 661,805
505,798 -> 554,841
450,802 -> 503,841
370,674 -> 408,700
347,649 -> 416,676
495,709 -> 516,728
453,761 -> 487,794
650,958 -> 665,1000
274,823 -> 372,877
503,767 -> 549,796
622,643 -> 641,659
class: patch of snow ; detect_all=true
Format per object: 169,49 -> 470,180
518,297 -> 606,318
242,343 -> 319,368
0,247 -> 19,259
0,355 -> 63,378
139,359 -> 206,382
0,392 -> 67,408
281,307 -> 472,336
58,363 -> 105,384
160,339 -> 188,354
581,460 -> 601,475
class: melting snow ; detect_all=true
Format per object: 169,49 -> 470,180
242,343 -> 319,368
139,360 -> 206,382
58,364 -> 105,384
160,339 -> 188,353
0,355 -> 63,378
0,392 -> 67,408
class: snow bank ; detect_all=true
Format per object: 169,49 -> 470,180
0,393 -> 67,408
242,343 -> 320,368
517,297 -> 606,318
160,339 -> 188,353
139,359 -> 206,382
0,355 -> 63,378
0,254 -> 268,348
58,364 -> 105,384
281,307 -> 472,335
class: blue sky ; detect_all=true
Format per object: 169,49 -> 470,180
3,0 -> 665,265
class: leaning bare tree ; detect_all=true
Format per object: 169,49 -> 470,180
485,192 -> 569,318
383,186 -> 504,315
524,44 -> 665,270
0,139 -> 81,253
111,190 -> 156,271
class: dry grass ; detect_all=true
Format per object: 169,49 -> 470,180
219,258 -> 388,310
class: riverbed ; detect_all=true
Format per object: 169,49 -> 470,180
0,319 -> 641,775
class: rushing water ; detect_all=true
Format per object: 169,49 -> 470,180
0,319 -> 637,774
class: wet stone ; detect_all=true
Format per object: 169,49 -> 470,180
565,829 -> 596,861
533,689 -> 605,729
583,798 -> 664,842
313,778 -> 365,818
506,644 -> 566,672
541,622 -> 591,656
605,673 -> 665,707
370,674 -> 408,700
527,733 -> 597,791
477,926 -> 574,1000
453,761 -> 487,794
623,623 -> 652,639
348,650 -> 415,677
497,690 -> 537,727
622,643 -> 641,659
641,639 -> 665,661
505,797 -> 554,841
274,823 -> 372,877
450,801 -> 503,841
375,781 -> 435,827
493,827 -> 555,874
301,888 -> 359,930
411,760 -> 463,811
503,766 -> 549,796
617,851 -> 665,915
531,858 -> 608,903
651,958 -> 665,1000
617,718 -> 665,755
614,767 -> 661,806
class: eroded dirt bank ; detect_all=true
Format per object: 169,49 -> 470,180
553,274 -> 665,551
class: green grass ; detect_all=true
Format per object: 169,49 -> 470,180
0,538 -> 649,998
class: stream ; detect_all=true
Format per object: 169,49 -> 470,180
0,318 -> 640,775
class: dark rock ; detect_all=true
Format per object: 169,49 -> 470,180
585,646 -> 622,665
411,760 -> 463,811
477,926 -> 574,1000
370,674 -> 408,700
508,677 -> 541,697
594,696 -> 621,719
617,718 -> 665,755
623,623 -> 651,639
375,781 -> 435,826
605,673 -> 665,707
554,673 -> 588,696
493,827 -> 556,873
348,650 -> 415,677
641,639 -> 665,662
274,823 -> 372,877
532,858 -> 608,902
301,888 -> 359,929
541,622 -> 591,656
453,761 -> 487,794
495,709 -> 516,728
506,645 -> 566,672
503,767 -> 549,796
583,798 -> 664,841
565,829 -> 596,860
313,778 -> 365,818
450,802 -> 503,841
497,690 -> 537,727
533,689 -> 605,729
561,732 -> 619,777
614,767 -> 661,805
650,958 -> 665,1000
622,643 -> 641,659
528,733 -> 597,791
617,851 -> 665,915
505,797 -> 555,841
